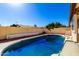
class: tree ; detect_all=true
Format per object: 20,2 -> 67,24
0,24 -> 1,26
34,24 -> 37,27
46,22 -> 66,30
10,24 -> 20,27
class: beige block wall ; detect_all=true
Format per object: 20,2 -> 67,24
0,27 -> 44,40
50,27 -> 71,35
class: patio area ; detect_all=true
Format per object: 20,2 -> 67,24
59,41 -> 79,56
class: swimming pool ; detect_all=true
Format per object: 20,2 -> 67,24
2,35 -> 65,56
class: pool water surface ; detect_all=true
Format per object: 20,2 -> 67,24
3,35 -> 64,56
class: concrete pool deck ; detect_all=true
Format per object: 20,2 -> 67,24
0,34 -> 64,56
59,31 -> 79,56
59,41 -> 79,56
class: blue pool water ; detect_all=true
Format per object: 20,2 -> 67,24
3,35 -> 64,56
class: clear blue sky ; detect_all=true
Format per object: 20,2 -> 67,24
0,3 -> 70,27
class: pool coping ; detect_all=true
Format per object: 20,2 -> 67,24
0,34 -> 65,56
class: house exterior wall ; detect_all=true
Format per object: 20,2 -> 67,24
76,4 -> 79,42
70,14 -> 77,42
70,3 -> 79,42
